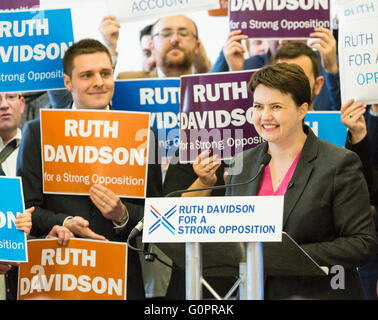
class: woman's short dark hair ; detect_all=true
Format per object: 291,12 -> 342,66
248,63 -> 311,107
63,38 -> 112,77
139,24 -> 153,41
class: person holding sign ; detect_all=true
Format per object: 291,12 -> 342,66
247,39 -> 269,57
99,14 -> 211,79
341,99 -> 378,300
226,63 -> 376,299
0,90 -> 73,300
211,27 -> 341,111
274,42 -> 325,110
0,207 -> 32,300
99,16 -> 156,73
341,99 -> 378,205
0,90 -> 28,300
0,216 -> 73,301
17,39 -> 146,299
139,24 -> 157,73
0,92 -> 25,176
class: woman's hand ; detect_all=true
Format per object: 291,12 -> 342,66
193,150 -> 221,187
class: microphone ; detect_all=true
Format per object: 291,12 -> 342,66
165,153 -> 271,197
127,218 -> 143,242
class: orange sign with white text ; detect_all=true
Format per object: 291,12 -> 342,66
40,109 -> 150,198
18,239 -> 128,300
208,0 -> 228,16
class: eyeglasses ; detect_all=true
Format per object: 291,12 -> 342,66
152,29 -> 198,40
0,94 -> 21,104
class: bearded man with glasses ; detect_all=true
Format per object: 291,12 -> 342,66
149,15 -> 200,77
112,14 -> 211,79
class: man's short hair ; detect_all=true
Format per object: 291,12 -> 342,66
248,63 -> 311,107
139,24 -> 153,41
63,38 -> 112,77
274,42 -> 320,80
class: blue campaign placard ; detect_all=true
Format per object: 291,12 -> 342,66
112,78 -> 180,159
305,111 -> 347,147
0,177 -> 27,262
0,9 -> 74,93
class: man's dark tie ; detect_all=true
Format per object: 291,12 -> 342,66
0,138 -> 19,176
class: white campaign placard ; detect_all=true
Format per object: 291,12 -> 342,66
105,0 -> 219,23
338,14 -> 378,105
338,0 -> 376,18
142,196 -> 283,243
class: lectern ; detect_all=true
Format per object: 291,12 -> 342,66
156,232 -> 327,300
142,196 -> 327,300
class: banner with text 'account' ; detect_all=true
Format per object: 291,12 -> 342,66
106,0 -> 220,23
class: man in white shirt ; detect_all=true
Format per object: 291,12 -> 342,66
0,93 -> 25,176
0,93 -> 28,300
1,93 -> 74,300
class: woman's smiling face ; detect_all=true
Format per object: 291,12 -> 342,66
252,84 -> 307,145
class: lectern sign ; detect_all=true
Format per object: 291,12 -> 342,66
143,196 -> 283,242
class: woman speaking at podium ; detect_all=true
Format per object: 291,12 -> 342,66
226,63 -> 376,300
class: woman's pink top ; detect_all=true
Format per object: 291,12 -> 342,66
258,151 -> 302,196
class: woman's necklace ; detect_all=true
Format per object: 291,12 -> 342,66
275,175 -> 285,190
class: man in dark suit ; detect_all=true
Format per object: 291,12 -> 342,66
341,99 -> 378,300
211,28 -> 341,111
16,39 -> 152,299
1,92 -> 73,300
341,100 -> 378,205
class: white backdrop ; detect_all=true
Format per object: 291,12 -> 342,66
39,0 -> 229,75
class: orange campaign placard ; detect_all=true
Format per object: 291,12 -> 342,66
18,239 -> 128,300
40,109 -> 150,198
208,0 -> 228,16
